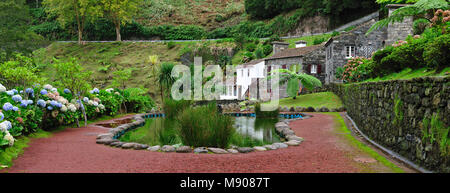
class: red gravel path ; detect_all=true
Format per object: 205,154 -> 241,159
4,113 -> 393,173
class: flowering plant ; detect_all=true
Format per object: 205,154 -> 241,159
341,57 -> 372,83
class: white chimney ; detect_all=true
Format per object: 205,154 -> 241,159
295,40 -> 307,48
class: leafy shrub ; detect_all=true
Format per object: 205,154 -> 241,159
255,48 -> 265,59
335,67 -> 344,80
178,103 -> 234,148
163,98 -> 191,119
255,102 -> 279,118
245,43 -> 257,52
342,57 -> 372,82
122,88 -> 155,113
423,33 -> 450,71
262,44 -> 273,56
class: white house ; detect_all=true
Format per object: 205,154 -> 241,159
220,59 -> 266,100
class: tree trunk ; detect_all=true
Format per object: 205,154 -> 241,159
115,22 -> 121,42
160,85 -> 164,103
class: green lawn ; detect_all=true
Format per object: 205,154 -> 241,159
268,92 -> 343,109
363,67 -> 450,82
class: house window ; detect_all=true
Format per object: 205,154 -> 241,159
311,65 -> 318,74
282,65 -> 287,69
345,46 -> 356,58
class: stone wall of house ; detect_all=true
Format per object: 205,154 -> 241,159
324,77 -> 450,172
325,20 -> 387,84
386,4 -> 414,46
303,46 -> 326,83
266,57 -> 303,98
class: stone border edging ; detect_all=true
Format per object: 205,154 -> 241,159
95,113 -> 308,154
344,112 -> 432,173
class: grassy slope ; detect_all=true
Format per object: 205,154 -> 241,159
363,67 -> 450,82
269,92 -> 343,109
328,112 -> 404,173
137,0 -> 246,30
33,41 -> 236,103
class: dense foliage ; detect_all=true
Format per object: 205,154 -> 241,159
0,55 -> 154,150
178,103 -> 234,148
338,9 -> 449,83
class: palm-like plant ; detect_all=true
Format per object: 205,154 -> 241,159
367,0 -> 449,35
268,68 -> 322,99
156,62 -> 176,102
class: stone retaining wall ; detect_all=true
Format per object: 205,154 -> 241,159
326,77 -> 449,172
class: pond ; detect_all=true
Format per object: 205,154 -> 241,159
119,117 -> 282,146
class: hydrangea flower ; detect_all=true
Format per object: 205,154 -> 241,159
0,84 -> 6,93
12,106 -> 19,112
4,132 -> 15,146
6,90 -> 14,96
90,88 -> 100,94
63,89 -> 71,94
25,88 -> 34,94
37,99 -> 46,108
43,84 -> 53,90
40,89 -> 48,95
98,104 -> 105,110
60,105 -> 67,112
93,101 -> 99,107
20,100 -> 28,107
47,106 -> 53,111
3,103 -> 13,111
50,100 -> 59,107
68,104 -> 77,112
51,88 -> 58,93
105,88 -> 114,93
12,95 -> 22,102
12,89 -> 18,94
0,112 -> 4,121
83,97 -> 89,103
20,90 -> 23,94
27,100 -> 33,105
0,121 -> 11,132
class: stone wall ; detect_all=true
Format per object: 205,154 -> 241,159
386,4 -> 414,46
325,20 -> 387,84
326,77 -> 449,172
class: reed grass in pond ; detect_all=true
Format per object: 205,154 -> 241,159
119,117 -> 281,147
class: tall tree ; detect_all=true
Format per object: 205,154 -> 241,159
43,0 -> 101,44
0,0 -> 45,60
99,0 -> 142,41
52,58 -> 92,126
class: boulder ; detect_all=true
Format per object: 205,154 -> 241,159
121,143 -> 138,149
264,144 -> 277,150
148,145 -> 161,152
96,138 -> 117,145
96,133 -> 114,139
237,147 -> 254,153
161,145 -> 176,152
253,146 -> 267,151
286,135 -> 304,142
319,107 -> 330,112
208,148 -> 229,154
134,144 -> 149,150
305,107 -> 315,112
227,149 -> 239,154
193,147 -> 209,154
284,140 -> 302,146
272,143 -> 288,149
176,146 -> 192,153
110,141 -> 124,147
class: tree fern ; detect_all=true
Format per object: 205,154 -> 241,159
367,0 -> 449,35
268,68 -> 322,99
